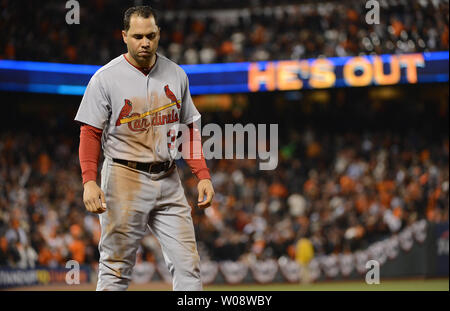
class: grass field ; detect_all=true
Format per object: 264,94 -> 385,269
204,278 -> 449,291
6,278 -> 448,291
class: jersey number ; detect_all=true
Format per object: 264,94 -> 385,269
167,129 -> 177,150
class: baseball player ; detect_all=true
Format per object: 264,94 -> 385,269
74,6 -> 215,291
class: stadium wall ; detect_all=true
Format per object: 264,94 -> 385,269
1,220 -> 447,288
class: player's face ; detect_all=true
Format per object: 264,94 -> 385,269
123,15 -> 160,66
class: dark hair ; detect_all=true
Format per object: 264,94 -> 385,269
123,6 -> 158,31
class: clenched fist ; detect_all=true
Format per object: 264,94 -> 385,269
83,180 -> 107,214
197,179 -> 215,209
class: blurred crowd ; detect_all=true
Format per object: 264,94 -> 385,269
0,0 -> 449,271
191,129 -> 449,263
0,126 -> 448,268
1,0 -> 448,65
0,131 -> 94,268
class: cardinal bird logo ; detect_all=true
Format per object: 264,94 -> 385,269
116,99 -> 133,126
164,85 -> 181,109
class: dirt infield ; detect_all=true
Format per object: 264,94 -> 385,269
6,282 -> 172,291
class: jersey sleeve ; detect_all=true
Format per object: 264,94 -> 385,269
74,74 -> 110,129
179,73 -> 201,125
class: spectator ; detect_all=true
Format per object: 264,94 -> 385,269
0,85 -> 448,268
1,0 -> 448,65
295,233 -> 314,283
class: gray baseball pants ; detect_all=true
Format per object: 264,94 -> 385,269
96,157 -> 202,291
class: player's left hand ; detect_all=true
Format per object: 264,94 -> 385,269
197,179 -> 215,209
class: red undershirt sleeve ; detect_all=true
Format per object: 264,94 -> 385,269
183,123 -> 211,180
79,124 -> 103,185
79,123 -> 209,182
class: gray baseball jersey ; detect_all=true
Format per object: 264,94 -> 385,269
75,53 -> 201,163
75,53 -> 203,291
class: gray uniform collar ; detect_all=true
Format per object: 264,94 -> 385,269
123,53 -> 159,76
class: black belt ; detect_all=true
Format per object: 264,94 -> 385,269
113,159 -> 173,174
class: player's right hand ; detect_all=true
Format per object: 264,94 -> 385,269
83,181 -> 107,214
